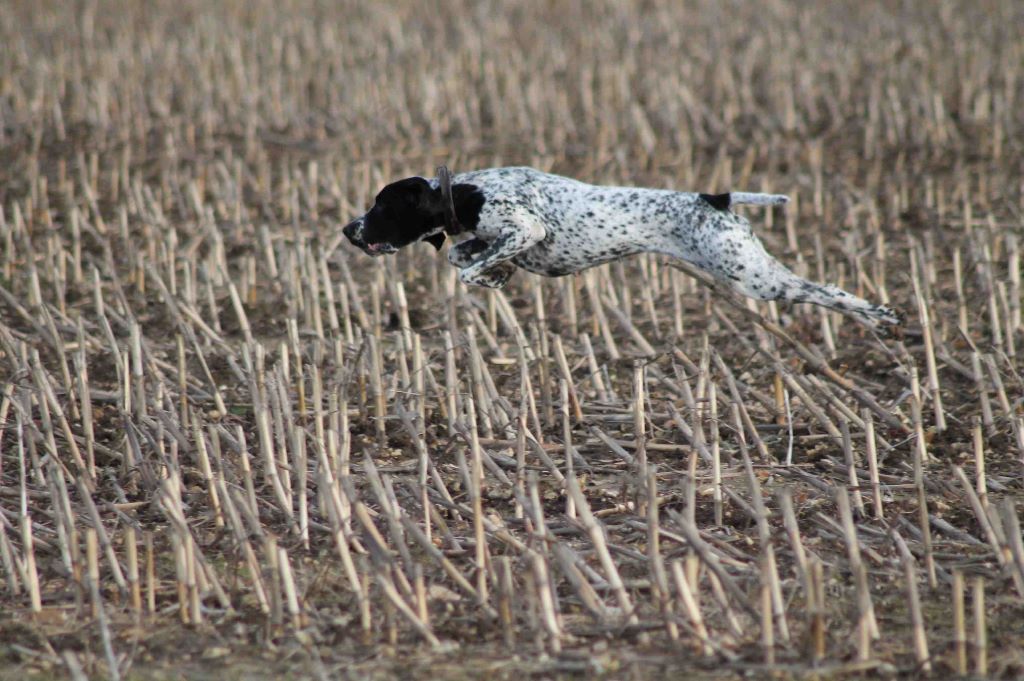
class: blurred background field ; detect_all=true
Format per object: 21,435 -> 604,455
1,1 -> 1023,678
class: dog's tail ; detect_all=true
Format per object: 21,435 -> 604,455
700,192 -> 789,211
731,192 -> 789,206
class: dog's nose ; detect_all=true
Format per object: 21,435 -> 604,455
343,218 -> 363,244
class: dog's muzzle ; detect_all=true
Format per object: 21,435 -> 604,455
343,218 -> 373,252
343,218 -> 365,246
343,218 -> 396,256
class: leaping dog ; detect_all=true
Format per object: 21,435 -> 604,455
343,167 -> 901,330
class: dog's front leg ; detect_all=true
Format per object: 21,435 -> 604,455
447,238 -> 490,268
459,261 -> 518,288
459,217 -> 546,289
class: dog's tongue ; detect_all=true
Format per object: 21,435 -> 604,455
367,243 -> 383,253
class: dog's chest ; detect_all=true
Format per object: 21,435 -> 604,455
474,181 -> 677,276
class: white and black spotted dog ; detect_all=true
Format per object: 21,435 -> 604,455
343,167 -> 901,330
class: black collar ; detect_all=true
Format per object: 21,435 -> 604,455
436,165 -> 464,235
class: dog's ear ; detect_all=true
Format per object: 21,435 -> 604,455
377,177 -> 441,211
422,185 -> 445,215
408,178 -> 444,213
424,233 -> 445,250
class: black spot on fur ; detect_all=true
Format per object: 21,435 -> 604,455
451,183 -> 486,233
424,233 -> 446,250
700,193 -> 731,211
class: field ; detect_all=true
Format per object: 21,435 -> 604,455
1,0 -> 1023,678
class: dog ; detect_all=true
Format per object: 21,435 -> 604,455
343,167 -> 901,330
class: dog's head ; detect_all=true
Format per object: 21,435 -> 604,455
343,177 -> 447,256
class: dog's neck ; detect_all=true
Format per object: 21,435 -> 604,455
437,183 -> 484,236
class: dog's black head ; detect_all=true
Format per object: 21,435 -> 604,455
344,177 -> 442,256
343,176 -> 484,256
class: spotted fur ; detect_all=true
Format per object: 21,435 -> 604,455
343,167 -> 902,330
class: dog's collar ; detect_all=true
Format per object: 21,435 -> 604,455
437,165 -> 464,235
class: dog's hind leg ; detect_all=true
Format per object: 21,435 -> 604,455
687,226 -> 901,330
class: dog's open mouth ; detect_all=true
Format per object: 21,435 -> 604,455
366,242 -> 396,255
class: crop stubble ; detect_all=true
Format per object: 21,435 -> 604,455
0,1 -> 1023,678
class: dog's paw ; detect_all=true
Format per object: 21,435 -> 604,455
875,304 -> 903,327
860,304 -> 904,339
448,239 -> 489,268
459,263 -> 516,289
